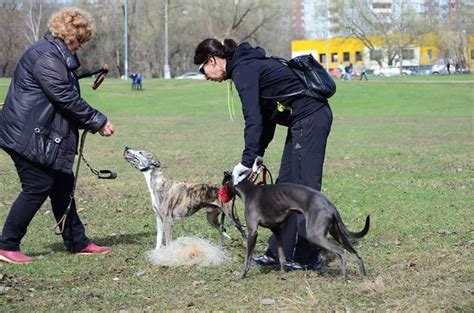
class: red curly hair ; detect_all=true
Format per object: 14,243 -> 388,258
47,7 -> 94,45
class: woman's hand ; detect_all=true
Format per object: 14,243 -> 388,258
252,156 -> 263,173
232,163 -> 251,185
99,121 -> 114,137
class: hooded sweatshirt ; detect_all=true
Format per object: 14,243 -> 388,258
226,42 -> 327,167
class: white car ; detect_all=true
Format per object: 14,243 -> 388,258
374,67 -> 412,77
174,72 -> 205,80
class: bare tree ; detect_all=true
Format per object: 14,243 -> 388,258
435,1 -> 474,69
0,1 -> 26,76
22,0 -> 44,44
334,0 -> 429,69
0,0 -> 294,78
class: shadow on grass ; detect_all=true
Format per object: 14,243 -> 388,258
37,231 -> 154,255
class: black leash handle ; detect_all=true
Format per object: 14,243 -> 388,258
98,170 -> 117,179
80,153 -> 118,179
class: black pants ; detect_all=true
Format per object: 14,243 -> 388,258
265,105 -> 333,265
0,150 -> 89,252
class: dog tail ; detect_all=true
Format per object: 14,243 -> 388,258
335,213 -> 370,239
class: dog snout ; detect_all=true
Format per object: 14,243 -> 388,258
123,147 -> 131,158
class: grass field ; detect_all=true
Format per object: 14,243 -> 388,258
0,75 -> 472,311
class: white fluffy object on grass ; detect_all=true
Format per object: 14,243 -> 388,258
146,236 -> 229,267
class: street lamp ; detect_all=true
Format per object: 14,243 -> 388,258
123,0 -> 128,80
163,0 -> 171,79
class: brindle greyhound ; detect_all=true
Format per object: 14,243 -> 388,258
221,171 -> 370,280
123,147 -> 234,249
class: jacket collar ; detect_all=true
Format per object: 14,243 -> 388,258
226,42 -> 266,79
44,32 -> 81,71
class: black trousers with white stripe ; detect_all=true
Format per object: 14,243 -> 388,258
265,104 -> 333,265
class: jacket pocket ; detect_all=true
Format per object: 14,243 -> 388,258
23,126 -> 63,167
270,102 -> 292,126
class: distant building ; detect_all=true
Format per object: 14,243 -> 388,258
291,34 -> 474,70
289,0 -> 470,40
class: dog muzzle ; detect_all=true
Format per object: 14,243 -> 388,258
218,184 -> 233,203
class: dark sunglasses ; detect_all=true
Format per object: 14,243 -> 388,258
198,58 -> 209,75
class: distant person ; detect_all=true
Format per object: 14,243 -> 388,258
130,72 -> 137,90
359,64 -> 368,81
338,63 -> 345,79
0,7 -> 114,264
446,62 -> 451,75
345,63 -> 353,80
136,72 -> 143,90
455,62 -> 460,73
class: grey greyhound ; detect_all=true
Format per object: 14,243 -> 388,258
221,171 -> 370,280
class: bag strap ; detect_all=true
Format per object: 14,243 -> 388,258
260,90 -> 305,99
261,56 -> 327,101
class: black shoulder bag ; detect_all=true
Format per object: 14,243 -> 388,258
262,54 -> 336,101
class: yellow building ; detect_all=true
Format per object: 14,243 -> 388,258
292,34 -> 474,71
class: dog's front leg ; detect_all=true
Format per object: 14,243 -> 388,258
163,213 -> 173,246
239,228 -> 258,280
155,214 -> 164,250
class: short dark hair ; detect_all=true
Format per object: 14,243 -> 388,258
194,38 -> 237,65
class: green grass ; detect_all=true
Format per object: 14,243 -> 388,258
0,76 -> 472,311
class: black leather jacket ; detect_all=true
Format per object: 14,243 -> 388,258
0,32 -> 107,173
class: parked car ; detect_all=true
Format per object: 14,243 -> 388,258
175,72 -> 205,80
413,65 -> 433,75
430,64 -> 450,75
374,66 -> 412,77
430,63 -> 468,75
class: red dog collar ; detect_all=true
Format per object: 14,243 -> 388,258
218,184 -> 233,203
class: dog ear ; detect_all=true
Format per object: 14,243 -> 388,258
222,171 -> 232,184
152,160 -> 161,168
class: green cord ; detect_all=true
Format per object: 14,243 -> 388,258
227,80 -> 236,120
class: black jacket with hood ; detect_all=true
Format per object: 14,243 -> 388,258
0,32 -> 107,173
226,42 -> 327,168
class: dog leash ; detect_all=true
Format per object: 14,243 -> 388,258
223,164 -> 274,235
54,65 -> 116,235
54,130 -> 87,235
249,164 -> 274,185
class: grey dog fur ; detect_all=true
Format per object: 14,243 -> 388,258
222,171 -> 370,280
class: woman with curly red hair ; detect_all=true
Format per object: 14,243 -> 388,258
0,7 -> 114,263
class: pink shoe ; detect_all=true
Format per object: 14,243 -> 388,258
77,243 -> 111,255
0,249 -> 33,264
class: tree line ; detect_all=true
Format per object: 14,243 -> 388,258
0,0 -> 293,78
1,0 -> 472,78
